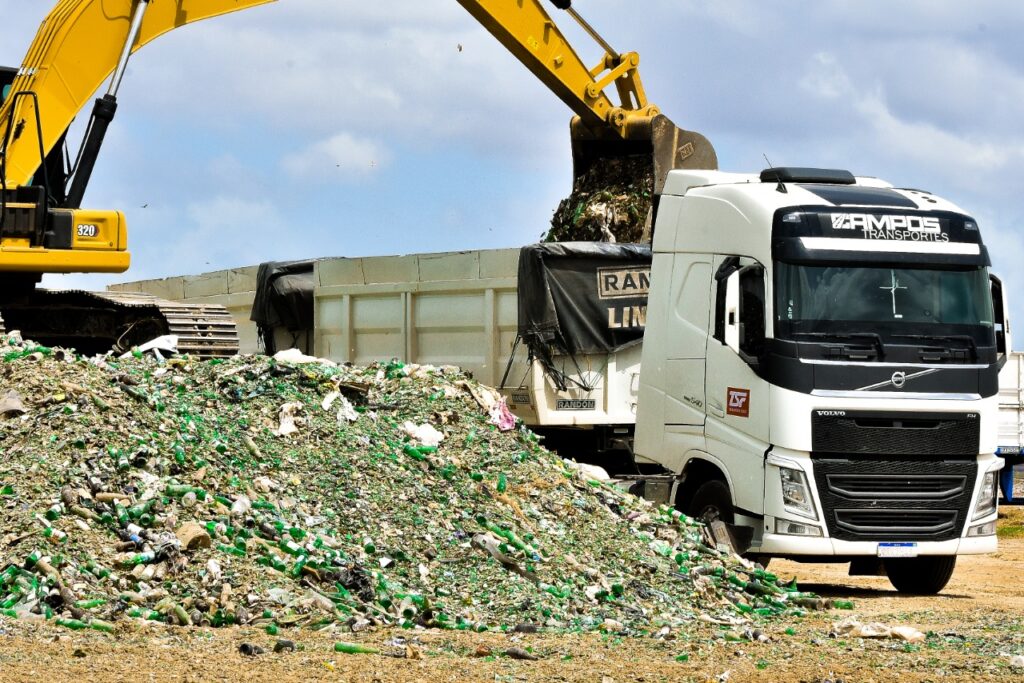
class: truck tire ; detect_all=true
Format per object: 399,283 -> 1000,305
687,480 -> 734,525
883,556 -> 956,595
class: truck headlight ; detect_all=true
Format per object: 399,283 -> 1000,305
973,471 -> 998,520
780,467 -> 817,520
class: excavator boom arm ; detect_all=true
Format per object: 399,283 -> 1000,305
1,0 -> 275,188
456,0 -> 716,193
454,0 -> 654,134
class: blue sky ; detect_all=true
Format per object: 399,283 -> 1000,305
3,1 -> 1024,335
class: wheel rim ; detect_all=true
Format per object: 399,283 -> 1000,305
698,504 -> 721,523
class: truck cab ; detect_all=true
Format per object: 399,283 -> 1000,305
636,167 -> 1008,593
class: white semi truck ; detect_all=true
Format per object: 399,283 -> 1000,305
625,166 -> 1008,594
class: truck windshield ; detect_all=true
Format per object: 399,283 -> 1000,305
775,263 -> 995,345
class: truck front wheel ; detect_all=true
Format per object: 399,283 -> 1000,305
686,480 -> 734,525
883,556 -> 956,594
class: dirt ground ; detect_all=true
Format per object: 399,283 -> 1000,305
3,508 -> 1024,683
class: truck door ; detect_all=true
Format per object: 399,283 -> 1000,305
635,253 -> 711,472
704,255 -> 770,516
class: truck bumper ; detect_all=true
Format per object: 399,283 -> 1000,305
757,532 -> 997,556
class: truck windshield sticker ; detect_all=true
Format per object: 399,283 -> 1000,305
879,270 -> 907,319
828,213 -> 949,243
772,208 -> 988,264
727,388 -> 750,417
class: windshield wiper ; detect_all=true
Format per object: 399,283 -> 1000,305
789,332 -> 886,359
891,334 -> 978,361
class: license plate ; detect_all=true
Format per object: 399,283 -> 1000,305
877,542 -> 918,558
510,392 -> 531,405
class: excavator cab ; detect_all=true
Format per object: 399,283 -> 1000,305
0,67 -> 13,103
0,0 -> 276,357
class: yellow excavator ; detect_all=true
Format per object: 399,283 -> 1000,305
1,0 -> 712,355
0,0 -> 275,356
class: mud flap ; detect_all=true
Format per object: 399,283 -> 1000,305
709,519 -> 754,556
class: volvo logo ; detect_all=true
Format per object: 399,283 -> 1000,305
856,368 -> 939,392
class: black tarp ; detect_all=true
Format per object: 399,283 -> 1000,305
250,260 -> 315,354
518,242 -> 652,357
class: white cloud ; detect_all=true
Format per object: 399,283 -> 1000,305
797,51 -> 1024,193
282,132 -> 390,181
799,53 -> 854,100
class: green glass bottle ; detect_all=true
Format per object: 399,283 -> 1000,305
333,642 -> 379,655
56,618 -> 88,631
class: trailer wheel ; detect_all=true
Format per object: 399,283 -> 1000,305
883,556 -> 956,595
686,480 -> 734,525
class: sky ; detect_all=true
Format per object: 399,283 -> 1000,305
3,1 -> 1024,337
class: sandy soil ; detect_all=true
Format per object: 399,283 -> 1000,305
3,508 -> 1024,683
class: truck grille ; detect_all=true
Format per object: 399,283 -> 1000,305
812,457 -> 976,542
812,411 -> 979,456
833,509 -> 958,536
825,474 -> 966,500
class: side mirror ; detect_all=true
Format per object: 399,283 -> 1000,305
992,273 -> 1011,366
725,265 -> 766,364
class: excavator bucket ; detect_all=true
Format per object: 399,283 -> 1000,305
551,114 -> 717,243
569,113 -> 718,196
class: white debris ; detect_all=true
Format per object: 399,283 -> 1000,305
403,421 -> 444,447
273,348 -> 336,366
273,402 -> 305,436
336,396 -> 359,423
832,617 -> 926,643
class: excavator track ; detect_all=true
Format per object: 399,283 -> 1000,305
0,289 -> 238,358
